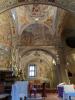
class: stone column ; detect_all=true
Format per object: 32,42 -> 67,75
55,54 -> 62,83
54,9 -> 69,83
56,44 -> 69,83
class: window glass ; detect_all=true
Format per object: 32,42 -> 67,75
28,64 -> 36,78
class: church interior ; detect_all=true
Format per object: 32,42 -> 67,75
0,0 -> 75,100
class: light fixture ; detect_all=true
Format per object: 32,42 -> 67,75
52,59 -> 56,65
35,18 -> 39,21
12,13 -> 16,20
11,9 -> 16,20
67,62 -> 69,66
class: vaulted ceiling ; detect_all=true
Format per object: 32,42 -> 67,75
0,0 -> 75,13
0,1 -> 75,75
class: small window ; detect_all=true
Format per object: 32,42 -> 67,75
28,64 -> 36,78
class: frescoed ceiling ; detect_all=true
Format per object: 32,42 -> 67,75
15,5 -> 57,36
0,0 -> 75,13
10,4 -> 59,47
0,3 -> 64,70
24,5 -> 56,22
20,23 -> 52,46
0,1 -> 75,75
0,4 -> 67,69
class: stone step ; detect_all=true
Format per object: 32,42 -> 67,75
27,97 -> 43,100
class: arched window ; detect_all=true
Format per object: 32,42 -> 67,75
28,64 -> 37,78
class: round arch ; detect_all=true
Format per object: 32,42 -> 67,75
20,22 -> 51,35
20,48 -> 58,87
21,48 -> 57,62
0,1 -> 75,14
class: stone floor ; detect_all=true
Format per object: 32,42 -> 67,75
46,93 -> 62,100
28,93 -> 62,100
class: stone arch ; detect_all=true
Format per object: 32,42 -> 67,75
20,48 -> 58,85
0,1 -> 75,14
20,23 -> 51,36
21,48 -> 57,63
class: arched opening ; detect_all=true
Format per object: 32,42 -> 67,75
19,49 -> 58,89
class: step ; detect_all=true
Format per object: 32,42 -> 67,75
27,97 -> 43,100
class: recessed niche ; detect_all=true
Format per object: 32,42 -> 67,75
66,37 -> 75,48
